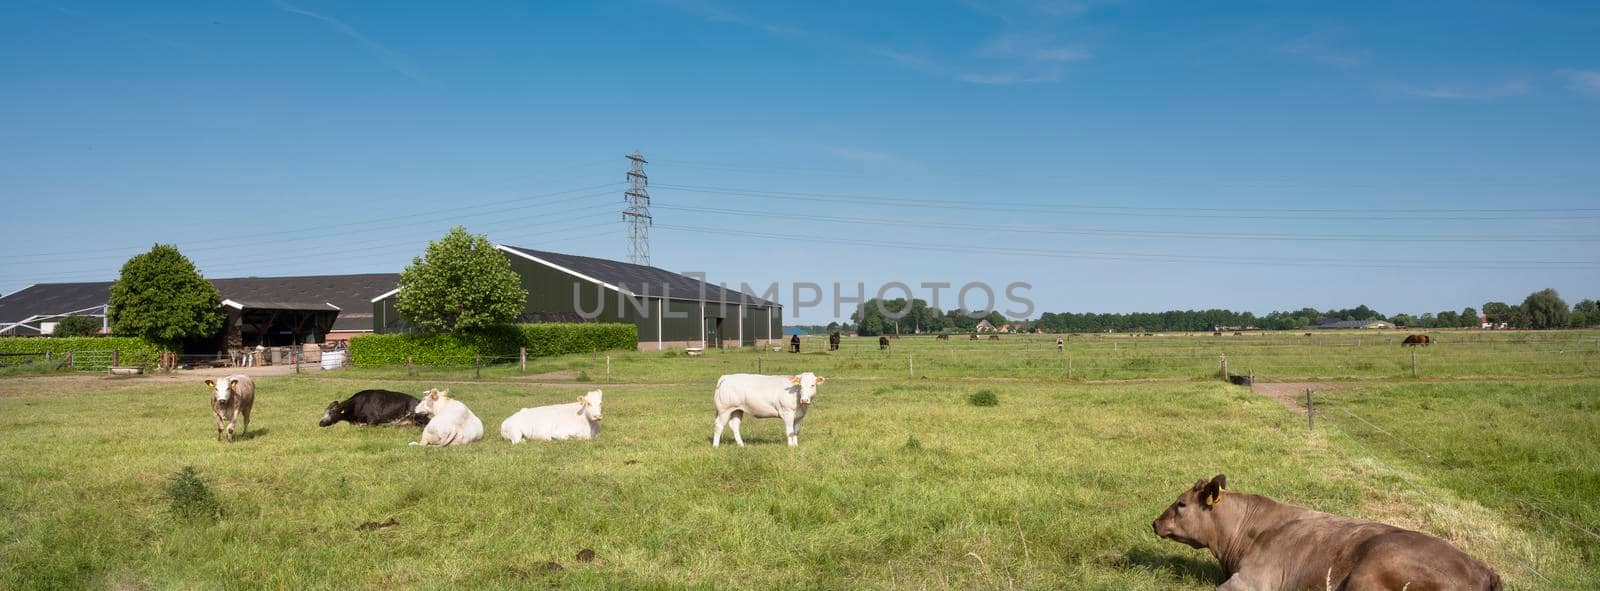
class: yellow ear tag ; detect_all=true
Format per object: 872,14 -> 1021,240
1206,490 -> 1223,506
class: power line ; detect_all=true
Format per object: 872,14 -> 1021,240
0,181 -> 624,260
652,204 -> 1600,243
651,223 -> 1599,270
652,183 -> 1600,221
2,210 -> 625,284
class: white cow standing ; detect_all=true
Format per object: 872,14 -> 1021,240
409,389 -> 484,446
205,374 -> 255,443
500,390 -> 604,443
712,372 -> 825,447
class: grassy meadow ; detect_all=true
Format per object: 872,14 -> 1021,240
0,331 -> 1596,589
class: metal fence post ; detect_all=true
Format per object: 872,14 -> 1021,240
909,353 -> 914,377
1411,348 -> 1418,378
111,350 -> 120,367
606,354 -> 611,376
294,351 -> 301,374
519,347 -> 526,372
1067,354 -> 1073,380
1220,353 -> 1228,379
1306,388 -> 1315,430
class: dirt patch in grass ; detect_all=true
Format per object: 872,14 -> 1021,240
1250,382 -> 1340,415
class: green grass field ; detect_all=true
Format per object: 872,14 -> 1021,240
1,331 -> 1596,589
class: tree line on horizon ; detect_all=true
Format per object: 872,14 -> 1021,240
823,289 -> 1597,336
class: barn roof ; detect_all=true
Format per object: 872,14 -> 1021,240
498,245 -> 779,306
0,273 -> 397,333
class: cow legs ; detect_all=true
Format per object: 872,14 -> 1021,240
781,411 -> 798,447
712,410 -> 729,447
213,409 -> 226,442
728,410 -> 744,447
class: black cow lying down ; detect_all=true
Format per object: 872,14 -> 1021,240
320,390 -> 429,427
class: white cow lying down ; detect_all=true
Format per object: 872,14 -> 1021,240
410,389 -> 484,446
500,390 -> 604,443
713,372 -> 824,447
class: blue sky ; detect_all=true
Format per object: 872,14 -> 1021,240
2,0 -> 1597,323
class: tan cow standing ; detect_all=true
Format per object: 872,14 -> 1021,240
1153,474 -> 1501,590
205,374 -> 255,443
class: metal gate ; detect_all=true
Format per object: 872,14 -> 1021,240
69,350 -> 117,371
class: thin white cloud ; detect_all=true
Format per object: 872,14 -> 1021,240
1281,32 -> 1370,69
659,0 -> 1089,86
978,34 -> 1091,63
272,0 -> 425,82
1396,79 -> 1531,100
818,144 -> 895,163
1557,69 -> 1600,97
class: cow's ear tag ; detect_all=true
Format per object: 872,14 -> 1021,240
1206,490 -> 1223,506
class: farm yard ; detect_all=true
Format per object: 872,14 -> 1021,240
1,331 -> 1597,589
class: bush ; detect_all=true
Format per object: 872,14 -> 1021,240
968,389 -> 999,407
0,337 -> 160,368
164,466 -> 220,520
348,323 -> 637,366
52,315 -> 102,338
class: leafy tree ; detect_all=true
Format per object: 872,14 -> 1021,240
52,315 -> 102,337
1459,307 -> 1479,328
1574,300 -> 1599,327
108,244 -> 224,351
1481,302 -> 1512,326
1521,288 -> 1569,330
1435,310 -> 1458,327
396,227 -> 528,334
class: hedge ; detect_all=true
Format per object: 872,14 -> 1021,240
0,337 -> 161,368
348,323 -> 637,366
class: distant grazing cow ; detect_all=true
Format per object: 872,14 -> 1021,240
1153,474 -> 1501,590
410,389 -> 484,446
789,334 -> 801,353
828,332 -> 841,351
712,372 -> 825,447
501,390 -> 604,443
1402,334 -> 1431,347
1233,331 -> 1243,336
988,334 -> 1000,341
936,334 -> 950,340
879,336 -> 890,350
205,374 -> 255,443
1304,332 -> 1313,337
320,389 -> 426,427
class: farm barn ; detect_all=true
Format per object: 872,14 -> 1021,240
372,245 -> 783,350
0,274 -> 398,348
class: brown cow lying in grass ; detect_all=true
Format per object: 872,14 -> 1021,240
1153,475 -> 1501,590
1403,334 -> 1431,346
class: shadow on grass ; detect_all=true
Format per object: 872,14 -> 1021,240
706,435 -> 789,446
236,427 -> 270,441
1122,546 -> 1223,585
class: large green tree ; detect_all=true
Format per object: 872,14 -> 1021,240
396,227 -> 527,333
1573,299 -> 1598,328
108,244 -> 224,351
1521,288 -> 1569,329
52,315 -> 102,337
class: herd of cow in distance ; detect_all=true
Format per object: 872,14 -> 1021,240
200,329 -> 1500,590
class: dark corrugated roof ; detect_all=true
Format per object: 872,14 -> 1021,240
0,282 -> 112,330
500,245 -> 778,306
0,274 -> 397,333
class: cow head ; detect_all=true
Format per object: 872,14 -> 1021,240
787,372 -> 826,405
414,388 -> 449,415
575,389 -> 604,422
204,378 -> 239,403
319,400 -> 346,427
1152,474 -> 1228,550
